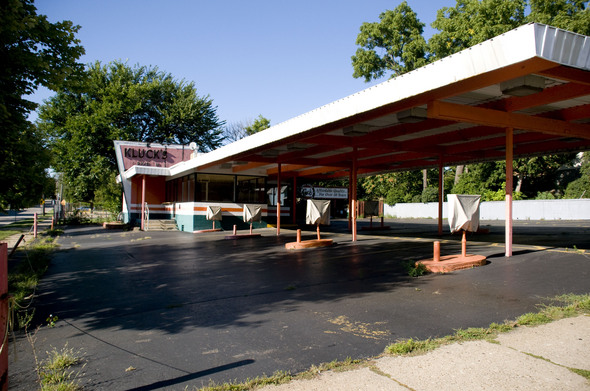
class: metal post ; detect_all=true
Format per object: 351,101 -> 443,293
505,128 -> 514,257
34,212 -> 37,239
141,175 -> 146,231
352,149 -> 358,242
277,163 -> 281,236
438,159 -> 444,236
292,177 -> 297,225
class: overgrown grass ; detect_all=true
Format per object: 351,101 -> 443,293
39,344 -> 84,391
190,294 -> 590,390
0,215 -> 52,241
8,232 -> 60,328
385,293 -> 590,356
402,259 -> 429,277
194,358 -> 363,391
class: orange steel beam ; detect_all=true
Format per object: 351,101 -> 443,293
539,66 -> 590,86
504,83 -> 590,113
266,164 -> 310,175
428,100 -> 590,140
295,165 -> 348,177
232,161 -> 270,172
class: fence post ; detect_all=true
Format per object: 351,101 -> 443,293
34,212 -> 37,239
0,243 -> 8,391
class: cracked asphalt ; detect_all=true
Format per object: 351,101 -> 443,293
7,219 -> 590,390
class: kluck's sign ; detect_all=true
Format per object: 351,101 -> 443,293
119,144 -> 191,170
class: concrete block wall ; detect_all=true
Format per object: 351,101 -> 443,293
384,199 -> 590,220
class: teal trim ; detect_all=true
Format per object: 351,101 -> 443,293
179,214 -> 268,232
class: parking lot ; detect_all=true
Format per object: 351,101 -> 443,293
8,219 -> 590,390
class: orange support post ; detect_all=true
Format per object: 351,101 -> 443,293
505,128 -> 514,257
277,163 -> 281,236
141,174 -> 146,231
438,159 -> 443,236
352,150 -> 358,242
292,177 -> 297,225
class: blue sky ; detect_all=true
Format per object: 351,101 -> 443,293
31,0 -> 455,127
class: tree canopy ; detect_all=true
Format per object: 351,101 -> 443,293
39,61 -> 225,203
222,114 -> 271,144
352,0 -> 589,82
352,0 -> 589,202
0,0 -> 85,210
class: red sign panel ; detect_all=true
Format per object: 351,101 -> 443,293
120,145 -> 190,170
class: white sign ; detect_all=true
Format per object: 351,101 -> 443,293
302,186 -> 348,199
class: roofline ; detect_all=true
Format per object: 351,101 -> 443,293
171,23 -> 588,175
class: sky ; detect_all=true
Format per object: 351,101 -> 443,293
30,0 -> 456,128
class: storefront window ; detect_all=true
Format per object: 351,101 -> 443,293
166,173 -> 266,203
236,176 -> 266,203
195,174 -> 235,202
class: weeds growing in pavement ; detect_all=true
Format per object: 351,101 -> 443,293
385,294 -> 590,356
9,234 -> 59,329
402,259 -> 428,277
38,344 -> 85,391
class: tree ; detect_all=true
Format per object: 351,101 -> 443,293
39,61 -> 225,202
222,115 -> 271,144
0,0 -> 84,210
429,0 -> 526,60
351,1 -> 428,82
564,152 -> 590,199
527,0 -> 590,35
352,0 -> 589,201
244,114 -> 271,135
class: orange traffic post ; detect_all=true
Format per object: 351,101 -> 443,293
249,223 -> 253,235
296,229 -> 302,243
433,241 -> 441,262
233,225 -> 237,235
462,231 -> 467,258
316,224 -> 321,240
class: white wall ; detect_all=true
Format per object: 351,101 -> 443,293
384,199 -> 590,220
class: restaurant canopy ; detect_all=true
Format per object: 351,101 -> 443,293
162,23 -> 589,255
174,23 -> 589,180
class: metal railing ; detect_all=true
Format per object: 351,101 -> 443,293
144,202 -> 149,231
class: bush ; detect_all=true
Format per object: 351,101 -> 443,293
536,191 -> 556,200
421,187 -> 439,203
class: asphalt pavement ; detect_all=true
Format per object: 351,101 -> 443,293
6,219 -> 590,390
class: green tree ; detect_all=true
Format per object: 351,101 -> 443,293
564,152 -> 590,198
429,0 -> 526,60
39,61 -> 224,202
244,114 -> 271,135
0,0 -> 84,210
527,0 -> 590,35
351,1 -> 428,82
352,0 -> 589,203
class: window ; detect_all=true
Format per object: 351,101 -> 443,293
196,174 -> 234,202
166,173 -> 266,203
236,176 -> 266,203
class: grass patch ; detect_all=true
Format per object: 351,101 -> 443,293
569,367 -> 590,381
385,294 -> 590,356
39,344 -> 84,391
8,233 -> 59,328
194,358 -> 364,391
402,260 -> 429,277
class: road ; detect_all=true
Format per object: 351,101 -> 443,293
0,204 -> 52,228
